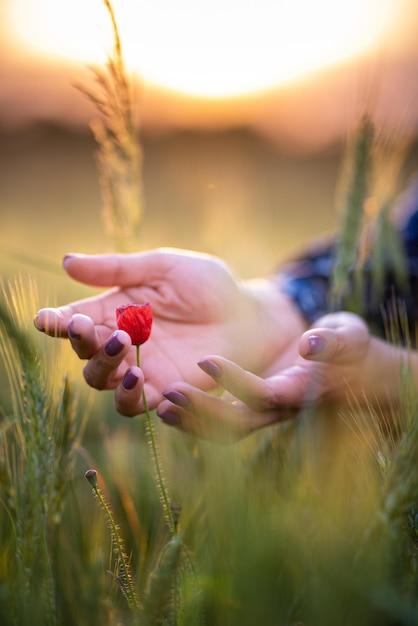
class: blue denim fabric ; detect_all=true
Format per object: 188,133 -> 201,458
279,182 -> 418,339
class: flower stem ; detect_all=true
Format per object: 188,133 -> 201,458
85,470 -> 139,610
136,345 -> 175,535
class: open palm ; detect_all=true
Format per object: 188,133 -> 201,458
35,249 -> 299,409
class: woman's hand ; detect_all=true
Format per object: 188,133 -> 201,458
155,312 -> 410,442
34,249 -> 305,412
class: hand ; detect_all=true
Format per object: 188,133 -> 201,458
155,312 -> 384,442
34,249 -> 305,413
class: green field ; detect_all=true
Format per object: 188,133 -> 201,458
0,121 -> 417,626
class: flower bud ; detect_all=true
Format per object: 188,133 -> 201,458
116,303 -> 153,346
85,468 -> 98,488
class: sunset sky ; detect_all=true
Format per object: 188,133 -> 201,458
1,0 -> 417,148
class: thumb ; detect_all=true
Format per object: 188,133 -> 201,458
62,250 -> 172,287
299,312 -> 370,365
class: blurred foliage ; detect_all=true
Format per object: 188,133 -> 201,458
330,114 -> 375,308
0,4 -> 417,623
0,278 -> 417,625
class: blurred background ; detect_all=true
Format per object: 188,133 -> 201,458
2,5 -> 418,623
1,0 -> 418,300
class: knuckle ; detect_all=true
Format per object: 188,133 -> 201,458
71,344 -> 86,360
115,387 -> 142,417
72,343 -> 94,361
97,352 -> 114,367
251,382 -> 277,410
79,348 -> 96,360
116,401 -> 139,418
83,365 -> 105,390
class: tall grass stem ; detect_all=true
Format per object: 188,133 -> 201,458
136,345 -> 176,535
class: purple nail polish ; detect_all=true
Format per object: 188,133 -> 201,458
157,409 -> 181,426
63,254 -> 75,269
163,390 -> 189,407
123,369 -> 139,390
33,315 -> 44,332
198,360 -> 222,379
105,332 -> 124,357
307,335 -> 326,355
68,322 -> 81,340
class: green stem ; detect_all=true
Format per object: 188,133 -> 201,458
93,484 -> 139,610
137,345 -> 175,534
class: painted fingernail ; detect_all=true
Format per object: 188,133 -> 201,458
63,254 -> 75,269
157,409 -> 181,426
197,360 -> 222,379
105,332 -> 124,356
68,321 -> 81,340
163,390 -> 189,408
307,335 -> 326,355
33,315 -> 44,331
122,369 -> 139,390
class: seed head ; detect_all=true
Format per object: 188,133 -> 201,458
85,468 -> 98,488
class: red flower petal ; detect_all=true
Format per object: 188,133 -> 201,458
116,303 -> 153,346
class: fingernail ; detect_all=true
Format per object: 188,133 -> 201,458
198,359 -> 222,379
63,254 -> 75,270
163,390 -> 189,408
123,369 -> 139,390
307,335 -> 326,355
157,409 -> 181,426
33,315 -> 44,331
68,321 -> 81,340
105,332 -> 124,356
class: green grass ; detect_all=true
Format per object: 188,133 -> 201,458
0,279 -> 417,625
0,3 -> 416,623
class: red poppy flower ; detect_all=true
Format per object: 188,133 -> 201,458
116,303 -> 153,346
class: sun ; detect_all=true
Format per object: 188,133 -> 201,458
9,0 -> 397,99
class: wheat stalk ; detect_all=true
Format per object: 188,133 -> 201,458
76,0 -> 144,252
0,281 -> 82,625
142,534 -> 183,625
330,114 -> 375,309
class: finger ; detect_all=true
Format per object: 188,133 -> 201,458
116,367 -> 169,417
198,356 -> 315,411
34,291 -> 111,338
157,399 -> 281,443
156,400 -> 260,443
267,365 -> 322,406
157,383 -> 284,443
83,330 -> 132,390
197,356 -> 275,411
115,366 -> 145,417
67,314 -> 101,359
62,250 -> 173,287
311,311 -> 367,331
299,313 -> 369,365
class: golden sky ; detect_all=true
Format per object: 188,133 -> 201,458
1,0 -> 417,148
